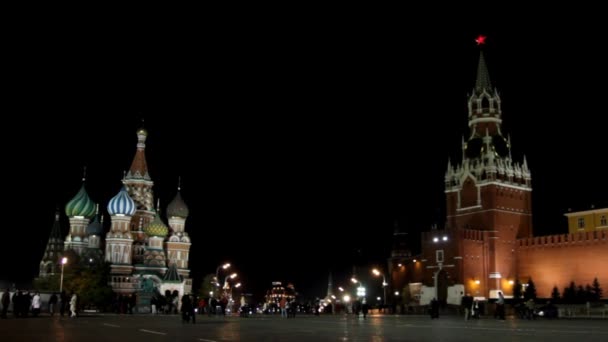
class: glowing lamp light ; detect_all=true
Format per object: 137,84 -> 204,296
475,35 -> 487,45
394,291 -> 400,296
475,280 -> 481,285
442,236 -> 448,241
433,237 -> 439,243
398,263 -> 403,267
508,280 -> 514,285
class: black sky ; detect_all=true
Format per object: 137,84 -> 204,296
3,17 -> 607,300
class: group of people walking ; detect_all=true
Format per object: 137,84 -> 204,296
1,289 -> 78,319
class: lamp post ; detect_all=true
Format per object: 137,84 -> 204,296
59,257 -> 68,293
372,269 -> 387,307
214,262 -> 231,292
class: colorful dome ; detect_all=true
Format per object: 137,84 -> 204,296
167,191 -> 189,218
144,212 -> 169,237
107,186 -> 136,216
86,215 -> 103,235
65,184 -> 96,218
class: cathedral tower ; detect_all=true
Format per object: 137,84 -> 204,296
64,174 -> 97,256
105,185 -> 136,293
123,127 -> 156,264
165,180 -> 192,277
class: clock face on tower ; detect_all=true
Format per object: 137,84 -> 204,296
492,135 -> 509,157
465,137 -> 483,159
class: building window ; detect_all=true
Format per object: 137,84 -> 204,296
577,217 -> 585,229
601,215 -> 607,226
436,250 -> 444,263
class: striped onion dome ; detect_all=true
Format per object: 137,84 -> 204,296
144,211 -> 169,237
65,184 -> 96,218
107,186 -> 136,216
86,214 -> 103,236
167,191 -> 189,218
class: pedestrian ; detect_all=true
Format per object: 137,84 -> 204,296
31,292 -> 41,317
496,292 -> 505,320
49,293 -> 58,316
361,300 -> 369,319
430,298 -> 439,319
1,288 -> 9,319
70,292 -> 78,318
59,291 -> 67,317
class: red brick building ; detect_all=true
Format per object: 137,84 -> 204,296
389,50 -> 607,302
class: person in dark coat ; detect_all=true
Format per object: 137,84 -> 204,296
59,291 -> 67,317
361,301 -> 369,319
430,298 -> 439,319
181,294 -> 192,323
49,293 -> 58,316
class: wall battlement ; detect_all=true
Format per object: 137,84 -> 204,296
518,230 -> 607,249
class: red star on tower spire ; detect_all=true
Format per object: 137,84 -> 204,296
475,35 -> 487,45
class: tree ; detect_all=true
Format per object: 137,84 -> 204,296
563,281 -> 576,304
591,277 -> 603,301
63,261 -> 114,312
523,278 -> 537,301
198,273 -> 217,299
576,285 -> 586,303
512,279 -> 523,303
551,286 -> 560,303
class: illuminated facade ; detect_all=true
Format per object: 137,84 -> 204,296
265,281 -> 296,305
564,207 -> 608,234
39,128 -> 193,298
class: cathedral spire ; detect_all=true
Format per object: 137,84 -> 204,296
126,127 -> 150,180
475,51 -> 492,93
38,208 -> 65,277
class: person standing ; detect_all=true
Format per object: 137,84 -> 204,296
1,289 -> 9,319
70,293 -> 78,318
430,298 -> 439,319
496,292 -> 505,320
59,291 -> 67,317
31,292 -> 41,317
49,293 -> 58,316
461,293 -> 473,321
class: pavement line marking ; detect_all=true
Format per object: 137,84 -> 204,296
139,329 -> 167,335
199,339 -> 219,342
103,323 -> 120,327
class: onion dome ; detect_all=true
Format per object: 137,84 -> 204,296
65,184 -> 96,218
144,212 -> 169,237
86,205 -> 103,235
107,186 -> 136,216
167,191 -> 189,218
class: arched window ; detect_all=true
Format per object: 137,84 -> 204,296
481,97 -> 490,111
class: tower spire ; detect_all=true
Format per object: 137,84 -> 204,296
475,51 -> 492,93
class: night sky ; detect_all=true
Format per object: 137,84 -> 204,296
3,19 -> 606,300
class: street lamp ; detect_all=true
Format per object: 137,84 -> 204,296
372,268 -> 387,306
215,262 -> 231,288
60,257 -> 68,293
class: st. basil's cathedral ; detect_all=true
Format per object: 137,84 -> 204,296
38,128 -> 193,297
